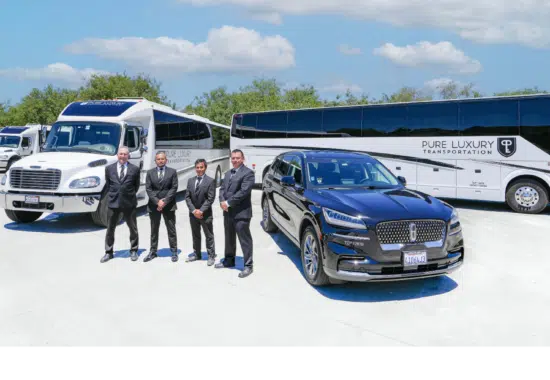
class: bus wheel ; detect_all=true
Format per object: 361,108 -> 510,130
91,194 -> 122,227
5,209 -> 42,223
506,179 -> 548,214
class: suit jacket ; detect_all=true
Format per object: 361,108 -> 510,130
145,166 -> 178,212
185,174 -> 216,218
219,165 -> 255,219
104,162 -> 141,209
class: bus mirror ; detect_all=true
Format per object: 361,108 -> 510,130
397,176 -> 407,186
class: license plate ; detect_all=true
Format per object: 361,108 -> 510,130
24,195 -> 40,204
403,251 -> 427,266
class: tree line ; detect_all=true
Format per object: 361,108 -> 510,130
0,73 -> 547,148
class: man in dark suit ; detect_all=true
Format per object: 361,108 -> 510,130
101,146 -> 141,263
184,158 -> 217,266
216,149 -> 255,278
143,151 -> 179,262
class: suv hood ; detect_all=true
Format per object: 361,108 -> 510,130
311,187 -> 452,222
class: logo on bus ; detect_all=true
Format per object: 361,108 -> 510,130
497,138 -> 516,158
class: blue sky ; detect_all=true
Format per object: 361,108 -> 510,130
1,0 -> 550,109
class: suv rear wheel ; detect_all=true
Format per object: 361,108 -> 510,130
301,226 -> 330,286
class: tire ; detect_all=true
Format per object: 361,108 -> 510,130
91,193 -> 122,227
300,226 -> 330,286
506,179 -> 549,214
261,196 -> 278,232
5,209 -> 42,223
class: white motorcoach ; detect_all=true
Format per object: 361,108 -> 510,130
0,98 -> 230,226
230,94 -> 550,214
0,124 -> 51,171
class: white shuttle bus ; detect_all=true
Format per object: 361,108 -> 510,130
230,94 -> 550,214
0,98 -> 230,226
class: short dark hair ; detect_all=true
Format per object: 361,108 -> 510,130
155,151 -> 167,158
231,149 -> 244,158
195,158 -> 207,168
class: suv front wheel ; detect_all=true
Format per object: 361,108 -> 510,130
301,226 -> 330,286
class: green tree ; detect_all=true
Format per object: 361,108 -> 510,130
493,87 -> 548,96
377,86 -> 433,103
14,85 -> 79,125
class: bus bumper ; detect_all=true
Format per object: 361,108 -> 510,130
0,191 -> 101,213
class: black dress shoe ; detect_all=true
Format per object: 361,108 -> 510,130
207,256 -> 215,266
143,253 -> 157,262
186,253 -> 200,262
238,267 -> 253,278
100,253 -> 113,263
130,251 -> 138,261
214,260 -> 235,269
171,253 -> 178,262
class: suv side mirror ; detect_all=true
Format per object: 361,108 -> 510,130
281,175 -> 296,187
397,176 -> 407,186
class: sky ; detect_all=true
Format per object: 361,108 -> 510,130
1,0 -> 550,109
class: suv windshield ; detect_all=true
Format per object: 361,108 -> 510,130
307,157 -> 400,188
0,136 -> 20,148
43,122 -> 121,155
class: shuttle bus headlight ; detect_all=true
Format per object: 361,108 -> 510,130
69,176 -> 101,189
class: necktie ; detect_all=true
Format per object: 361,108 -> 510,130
159,168 -> 164,182
228,169 -> 236,185
196,176 -> 202,189
119,165 -> 125,181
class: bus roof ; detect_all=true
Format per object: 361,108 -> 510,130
59,98 -> 230,130
231,93 -> 550,117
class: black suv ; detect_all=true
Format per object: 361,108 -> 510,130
261,150 -> 464,286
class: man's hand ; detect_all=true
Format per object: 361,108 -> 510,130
157,199 -> 166,211
220,201 -> 229,212
193,209 -> 203,219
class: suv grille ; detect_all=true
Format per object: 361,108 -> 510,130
376,220 -> 446,244
10,169 -> 62,190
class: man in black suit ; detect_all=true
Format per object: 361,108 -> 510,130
101,146 -> 141,263
143,151 -> 179,262
216,149 -> 255,278
184,158 -> 217,266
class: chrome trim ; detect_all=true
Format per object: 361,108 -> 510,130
331,233 -> 371,241
380,239 -> 444,251
324,260 -> 463,282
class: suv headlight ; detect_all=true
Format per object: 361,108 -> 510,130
448,208 -> 461,235
69,176 -> 100,188
322,207 -> 367,230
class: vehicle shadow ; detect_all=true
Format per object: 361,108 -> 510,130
267,229 -> 458,303
3,213 -> 105,234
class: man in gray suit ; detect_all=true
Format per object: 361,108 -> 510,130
185,158 -> 217,266
101,146 -> 141,263
143,151 -> 179,262
216,149 -> 255,278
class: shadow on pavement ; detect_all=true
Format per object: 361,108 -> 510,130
3,212 -> 105,234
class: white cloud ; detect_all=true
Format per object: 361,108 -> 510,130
338,44 -> 362,55
0,63 -> 110,86
373,41 -> 482,74
249,11 -> 283,25
320,81 -> 363,94
424,77 -> 457,91
178,0 -> 550,48
65,26 -> 295,74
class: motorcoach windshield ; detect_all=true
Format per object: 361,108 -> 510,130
0,136 -> 21,148
43,122 -> 121,155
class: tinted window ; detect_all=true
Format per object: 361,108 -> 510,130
287,109 -> 323,137
124,128 -> 138,150
322,107 -> 362,137
21,137 -> 30,147
459,99 -> 519,136
408,103 -> 459,136
284,154 -> 303,185
362,105 -> 408,136
272,157 -> 289,178
233,114 -> 257,138
520,97 -> 550,154
256,112 -> 287,138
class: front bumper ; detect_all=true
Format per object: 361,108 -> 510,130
0,191 -> 101,213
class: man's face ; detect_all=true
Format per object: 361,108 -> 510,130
231,152 -> 244,169
155,154 -> 167,168
117,149 -> 129,164
195,162 -> 206,177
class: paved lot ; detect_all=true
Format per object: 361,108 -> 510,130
0,189 -> 549,346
